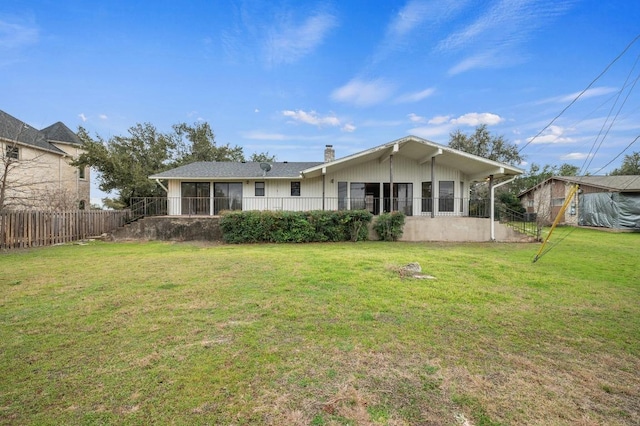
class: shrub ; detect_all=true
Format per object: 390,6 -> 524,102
219,210 -> 373,244
373,211 -> 406,241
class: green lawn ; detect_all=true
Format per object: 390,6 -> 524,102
1,228 -> 638,425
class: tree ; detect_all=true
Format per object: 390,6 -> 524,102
449,124 -> 523,166
512,162 -> 579,195
74,123 -> 177,207
248,152 -> 277,162
173,122 -> 244,165
610,152 -> 640,175
74,120 -> 274,207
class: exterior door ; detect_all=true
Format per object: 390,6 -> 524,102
181,182 -> 210,215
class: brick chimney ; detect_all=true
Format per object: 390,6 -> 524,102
324,144 -> 335,162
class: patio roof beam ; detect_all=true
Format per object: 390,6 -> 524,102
379,143 -> 399,164
418,148 -> 442,164
469,167 -> 504,181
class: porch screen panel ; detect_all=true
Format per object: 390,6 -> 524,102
181,182 -> 210,215
439,181 -> 454,212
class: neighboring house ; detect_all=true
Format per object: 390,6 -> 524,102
518,175 -> 640,230
0,110 -> 90,210
147,136 -> 525,242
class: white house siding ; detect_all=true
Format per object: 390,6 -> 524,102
164,156 -> 469,216
321,156 -> 466,216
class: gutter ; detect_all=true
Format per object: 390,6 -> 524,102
490,176 -> 516,241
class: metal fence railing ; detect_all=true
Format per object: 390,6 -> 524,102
128,196 -> 494,219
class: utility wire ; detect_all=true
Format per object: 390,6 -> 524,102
580,62 -> 640,175
519,33 -> 640,154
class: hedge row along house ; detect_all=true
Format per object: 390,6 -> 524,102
518,175 -> 640,230
0,110 -> 90,211
143,136 -> 526,242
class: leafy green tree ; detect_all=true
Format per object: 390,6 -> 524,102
249,152 -> 277,162
74,124 -> 177,206
449,124 -> 523,166
173,122 -> 244,165
610,152 -> 640,175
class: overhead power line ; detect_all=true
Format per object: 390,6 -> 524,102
519,33 -> 640,154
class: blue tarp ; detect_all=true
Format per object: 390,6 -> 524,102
579,192 -> 640,229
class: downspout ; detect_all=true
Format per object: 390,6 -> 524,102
155,179 -> 168,193
490,176 -> 516,241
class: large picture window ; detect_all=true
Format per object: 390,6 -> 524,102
338,182 -> 347,210
214,182 -> 243,214
421,182 -> 432,213
439,181 -> 454,212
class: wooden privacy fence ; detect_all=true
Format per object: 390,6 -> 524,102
0,210 -> 131,250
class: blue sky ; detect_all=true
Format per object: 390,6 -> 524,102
1,1 -> 639,203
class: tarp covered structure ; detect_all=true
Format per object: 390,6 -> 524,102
579,192 -> 640,229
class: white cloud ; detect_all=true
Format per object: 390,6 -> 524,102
428,115 -> 450,125
450,112 -> 503,126
0,19 -> 38,49
555,86 -> 618,103
241,131 -> 289,140
282,110 -> 341,127
408,113 -> 425,123
78,113 -> 87,122
527,125 -> 575,144
408,125 -> 452,140
254,108 -> 260,113
265,11 -> 337,66
395,87 -> 436,103
342,123 -> 356,133
436,1 -> 573,74
560,152 -> 590,160
99,114 -> 108,120
331,78 -> 395,107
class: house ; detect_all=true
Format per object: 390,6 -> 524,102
0,110 -> 90,210
518,175 -> 640,230
146,136 -> 525,242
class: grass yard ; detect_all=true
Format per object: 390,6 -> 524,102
0,228 -> 638,425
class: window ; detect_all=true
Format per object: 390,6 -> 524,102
78,166 -> 86,180
439,181 -> 454,212
6,145 -> 19,160
338,182 -> 347,210
255,182 -> 265,196
552,198 -> 565,207
383,183 -> 413,215
291,181 -> 301,196
79,200 -> 86,210
421,182 -> 432,213
214,182 -> 242,214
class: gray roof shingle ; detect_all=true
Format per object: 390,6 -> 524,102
149,161 -> 324,179
0,110 -> 73,155
41,121 -> 82,145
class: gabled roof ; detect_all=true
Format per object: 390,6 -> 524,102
41,121 -> 82,145
301,135 -> 523,180
0,110 -> 72,155
150,135 -> 524,182
149,161 -> 323,180
519,175 -> 640,197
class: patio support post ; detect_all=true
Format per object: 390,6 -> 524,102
490,175 -> 516,241
322,173 -> 326,211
